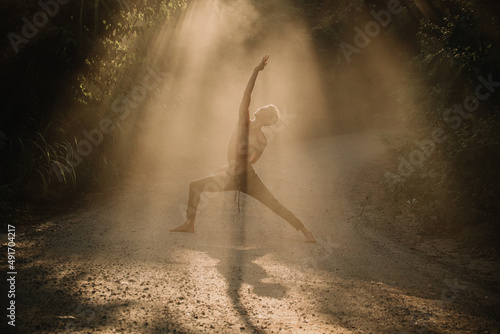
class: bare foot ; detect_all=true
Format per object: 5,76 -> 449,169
301,228 -> 316,243
170,219 -> 195,233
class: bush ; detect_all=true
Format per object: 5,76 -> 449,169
383,0 -> 500,244
0,1 -> 186,217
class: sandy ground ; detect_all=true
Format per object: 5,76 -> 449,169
1,130 -> 499,333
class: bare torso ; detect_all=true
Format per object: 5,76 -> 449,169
226,121 -> 267,175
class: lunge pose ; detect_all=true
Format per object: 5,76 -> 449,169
170,55 -> 315,243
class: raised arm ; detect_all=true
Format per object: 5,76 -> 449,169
238,55 -> 269,120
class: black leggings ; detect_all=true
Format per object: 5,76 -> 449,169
185,167 -> 304,231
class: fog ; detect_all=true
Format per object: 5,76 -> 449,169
92,0 -> 417,242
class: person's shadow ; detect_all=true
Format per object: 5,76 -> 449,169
206,246 -> 287,298
190,223 -> 287,332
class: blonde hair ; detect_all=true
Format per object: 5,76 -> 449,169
254,104 -> 280,125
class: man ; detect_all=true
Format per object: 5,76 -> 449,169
170,55 -> 315,243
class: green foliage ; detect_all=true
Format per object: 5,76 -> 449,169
76,1 -> 184,104
18,131 -> 77,199
0,0 -> 186,215
67,0 -> 186,186
384,0 -> 500,240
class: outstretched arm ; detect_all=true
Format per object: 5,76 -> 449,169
238,55 -> 269,120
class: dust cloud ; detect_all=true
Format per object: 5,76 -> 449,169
57,1 -> 420,327
131,0 -> 328,176
104,0 -> 415,243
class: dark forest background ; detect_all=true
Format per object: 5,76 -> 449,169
1,0 -> 499,252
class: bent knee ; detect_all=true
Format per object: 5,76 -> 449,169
189,180 -> 204,193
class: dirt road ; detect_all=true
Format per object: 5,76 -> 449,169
2,130 -> 499,333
